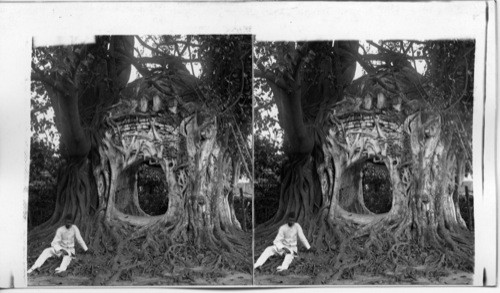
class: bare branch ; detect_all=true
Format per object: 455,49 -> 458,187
163,40 -> 201,48
367,40 -> 392,54
31,102 -> 52,116
264,116 -> 280,125
136,56 -> 200,64
362,54 -> 426,61
31,64 -> 66,94
135,36 -> 166,56
410,44 -> 417,69
442,56 -> 470,112
173,41 -> 181,57
239,58 -> 246,95
403,41 -> 413,56
254,100 -> 274,112
254,69 -> 291,92
339,47 -> 375,75
179,36 -> 191,56
232,115 -> 252,162
111,50 -> 151,77
221,95 -> 241,115
187,40 -> 196,75
136,36 -> 200,65
230,124 -> 252,182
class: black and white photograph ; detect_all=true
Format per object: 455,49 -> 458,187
253,40 -> 475,285
27,35 -> 253,286
0,1 -> 496,290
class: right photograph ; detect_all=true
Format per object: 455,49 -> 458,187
253,40 -> 475,285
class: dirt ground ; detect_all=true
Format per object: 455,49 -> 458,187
254,270 -> 472,285
254,254 -> 472,286
28,254 -> 472,286
27,249 -> 253,287
29,266 -> 471,287
28,269 -> 472,287
28,268 -> 252,286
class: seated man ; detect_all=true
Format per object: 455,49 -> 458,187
28,214 -> 88,274
254,212 -> 313,272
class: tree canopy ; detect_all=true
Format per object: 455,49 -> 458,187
31,35 -> 252,169
254,40 -> 473,167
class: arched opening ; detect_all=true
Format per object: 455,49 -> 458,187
112,159 -> 169,217
136,162 -> 169,216
114,162 -> 144,216
338,157 -> 392,215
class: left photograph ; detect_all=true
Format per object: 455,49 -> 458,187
28,35 -> 253,286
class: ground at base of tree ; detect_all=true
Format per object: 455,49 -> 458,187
254,270 -> 471,286
28,268 -> 252,286
253,253 -> 472,285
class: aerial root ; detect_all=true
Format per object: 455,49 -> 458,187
80,217 -> 251,283
106,261 -> 147,285
331,259 -> 369,281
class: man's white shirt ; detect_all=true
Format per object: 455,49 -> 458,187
51,225 -> 88,256
273,223 -> 311,254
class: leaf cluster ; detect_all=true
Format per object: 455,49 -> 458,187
254,40 -> 474,172
424,40 -> 474,170
28,137 -> 62,228
196,35 -> 253,170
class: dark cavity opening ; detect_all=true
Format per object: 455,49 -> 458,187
361,160 -> 392,214
338,158 -> 392,214
137,162 -> 169,216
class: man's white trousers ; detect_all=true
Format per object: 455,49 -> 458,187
254,245 -> 295,271
30,247 -> 73,272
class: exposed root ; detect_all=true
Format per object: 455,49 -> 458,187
29,211 -> 251,285
255,204 -> 473,284
329,216 -> 473,282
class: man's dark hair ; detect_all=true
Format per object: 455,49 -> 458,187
64,214 -> 73,221
286,212 -> 296,221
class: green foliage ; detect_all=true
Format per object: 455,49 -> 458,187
253,40 -> 474,208
356,40 -> 474,173
30,37 -> 118,227
253,41 -> 343,147
196,35 -> 253,174
254,135 -> 284,181
254,135 -> 285,224
253,43 -> 278,139
233,197 -> 252,231
28,138 -> 62,229
30,61 -> 58,150
134,35 -> 254,176
424,40 -> 474,173
459,195 -> 474,231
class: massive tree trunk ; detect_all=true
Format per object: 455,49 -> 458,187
29,36 -> 132,242
255,41 -> 473,278
29,36 -> 251,282
255,41 -> 358,234
92,76 -> 250,282
319,82 -> 472,280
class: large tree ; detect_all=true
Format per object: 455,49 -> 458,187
254,40 -> 474,281
29,35 -> 252,284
